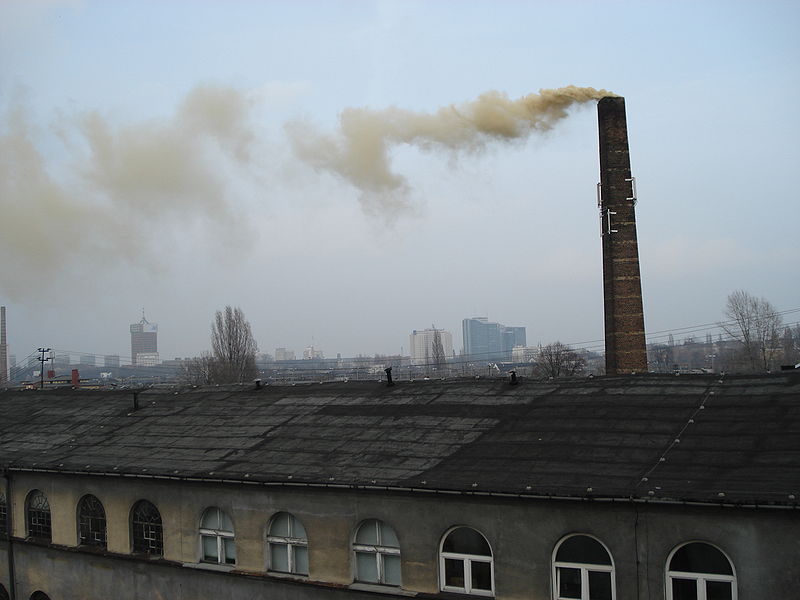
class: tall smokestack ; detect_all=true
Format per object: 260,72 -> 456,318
0,306 -> 7,384
597,97 -> 647,374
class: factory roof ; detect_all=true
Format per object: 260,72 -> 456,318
1,373 -> 798,507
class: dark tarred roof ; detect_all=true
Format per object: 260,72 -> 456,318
1,373 -> 798,507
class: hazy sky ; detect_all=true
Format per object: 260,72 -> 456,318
1,0 -> 798,364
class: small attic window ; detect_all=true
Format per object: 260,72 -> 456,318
0,491 -> 7,536
26,490 -> 51,541
267,512 -> 308,575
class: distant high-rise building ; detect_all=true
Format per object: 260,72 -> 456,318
130,313 -> 158,367
0,306 -> 7,384
53,353 -> 70,369
104,355 -> 120,368
79,354 -> 95,366
274,348 -> 296,361
302,345 -> 324,360
409,328 -> 454,365
462,317 -> 526,361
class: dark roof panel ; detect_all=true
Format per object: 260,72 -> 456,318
1,373 -> 798,506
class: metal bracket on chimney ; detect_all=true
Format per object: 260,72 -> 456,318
606,209 -> 618,235
597,183 -> 604,237
625,177 -> 637,205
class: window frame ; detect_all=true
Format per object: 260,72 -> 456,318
0,490 -> 7,537
130,499 -> 164,557
665,541 -> 737,600
266,511 -> 309,576
439,526 -> 495,597
551,533 -> 616,600
25,489 -> 52,541
199,506 -> 236,565
77,494 -> 107,548
353,519 -> 402,586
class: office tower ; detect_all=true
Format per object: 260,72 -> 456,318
462,317 -> 527,361
130,314 -> 158,367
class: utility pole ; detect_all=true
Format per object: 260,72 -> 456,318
38,348 -> 51,389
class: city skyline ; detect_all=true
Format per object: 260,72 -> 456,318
1,1 -> 797,364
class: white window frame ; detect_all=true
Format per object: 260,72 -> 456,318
665,542 -> 737,600
353,520 -> 401,586
439,527 -> 494,597
551,534 -> 616,600
199,507 -> 235,565
267,512 -> 308,575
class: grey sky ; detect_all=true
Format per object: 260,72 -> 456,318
1,0 -> 798,363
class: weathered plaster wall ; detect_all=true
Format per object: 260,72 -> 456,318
3,471 -> 798,599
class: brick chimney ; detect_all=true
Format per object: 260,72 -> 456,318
597,97 -> 647,374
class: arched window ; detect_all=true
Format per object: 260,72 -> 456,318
354,519 -> 401,586
0,583 -> 9,600
200,507 -> 235,564
26,490 -> 51,541
666,542 -> 736,600
439,526 -> 493,596
552,534 -> 615,600
0,491 -> 7,536
131,500 -> 163,556
78,494 -> 107,548
30,593 -> 51,600
267,512 -> 308,575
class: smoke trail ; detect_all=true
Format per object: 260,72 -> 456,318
287,86 -> 616,215
0,85 -> 257,298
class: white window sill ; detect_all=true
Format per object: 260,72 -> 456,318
182,561 -> 236,573
349,582 -> 416,596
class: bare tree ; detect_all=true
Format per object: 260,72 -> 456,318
534,341 -> 586,378
431,328 -> 446,369
211,306 -> 259,383
178,352 -> 217,385
720,290 -> 782,372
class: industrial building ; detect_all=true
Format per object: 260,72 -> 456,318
0,373 -> 798,599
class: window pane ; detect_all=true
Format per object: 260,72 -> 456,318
271,543 -> 289,572
270,512 -> 290,537
471,560 -> 492,592
671,578 -> 698,600
557,535 -> 612,565
291,515 -> 307,539
357,551 -> 379,582
223,537 -> 236,564
294,545 -> 309,575
558,567 -> 582,599
384,554 -> 401,586
443,527 -> 490,556
444,558 -> 465,587
201,508 -> 219,530
588,570 -> 612,600
356,520 -> 379,545
706,581 -> 733,600
380,522 -> 399,548
220,511 -> 234,533
670,543 -> 732,575
202,535 -> 218,561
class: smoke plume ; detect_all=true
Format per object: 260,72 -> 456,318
287,86 -> 615,214
0,85 -> 256,298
